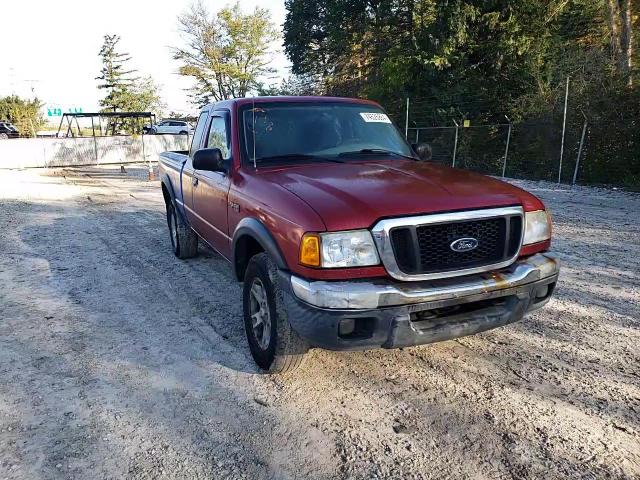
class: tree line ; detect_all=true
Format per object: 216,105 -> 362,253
5,0 -> 638,187
280,0 -> 638,186
139,0 -> 640,186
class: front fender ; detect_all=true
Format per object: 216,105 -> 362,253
232,217 -> 288,280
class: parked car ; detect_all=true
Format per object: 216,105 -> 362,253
0,121 -> 20,139
158,96 -> 559,373
147,120 -> 193,135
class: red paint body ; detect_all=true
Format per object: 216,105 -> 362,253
160,96 -> 550,281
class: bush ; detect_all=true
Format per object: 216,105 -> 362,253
0,96 -> 45,137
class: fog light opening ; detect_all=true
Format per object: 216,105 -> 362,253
338,317 -> 376,339
535,285 -> 549,299
338,318 -> 356,337
532,282 -> 555,304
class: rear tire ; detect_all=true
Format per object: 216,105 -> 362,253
166,201 -> 198,259
0,133 -> 8,140
243,253 -> 308,374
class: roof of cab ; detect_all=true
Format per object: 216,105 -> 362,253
201,96 -> 380,112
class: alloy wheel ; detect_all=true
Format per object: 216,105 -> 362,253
249,278 -> 271,350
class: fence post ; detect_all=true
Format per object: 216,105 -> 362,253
452,121 -> 459,168
143,133 -> 153,180
502,116 -> 512,178
558,76 -> 570,183
572,116 -> 587,186
404,97 -> 410,139
142,132 -> 146,163
91,117 -> 98,163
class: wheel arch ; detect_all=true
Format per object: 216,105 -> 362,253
161,178 -> 173,206
160,174 -> 175,204
160,174 -> 189,226
232,218 -> 288,281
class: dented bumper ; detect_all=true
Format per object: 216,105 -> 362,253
290,253 -> 559,310
282,254 -> 559,351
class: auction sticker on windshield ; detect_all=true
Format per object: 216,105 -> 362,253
360,112 -> 392,123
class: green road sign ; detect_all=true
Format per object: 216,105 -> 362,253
47,107 -> 84,117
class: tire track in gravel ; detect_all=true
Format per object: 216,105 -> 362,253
0,167 -> 339,480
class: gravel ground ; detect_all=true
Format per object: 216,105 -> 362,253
0,164 -> 638,480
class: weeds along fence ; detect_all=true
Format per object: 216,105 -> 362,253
408,122 -> 566,182
407,121 -> 632,186
389,92 -> 639,189
0,135 -> 189,169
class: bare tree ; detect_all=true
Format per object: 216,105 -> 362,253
174,1 -> 279,106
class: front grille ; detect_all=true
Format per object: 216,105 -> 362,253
390,214 -> 522,275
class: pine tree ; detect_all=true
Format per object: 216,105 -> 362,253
96,34 -> 138,111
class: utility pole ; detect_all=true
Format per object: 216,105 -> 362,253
9,67 -> 16,95
558,76 -> 570,183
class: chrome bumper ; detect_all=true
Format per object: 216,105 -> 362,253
291,253 -> 559,310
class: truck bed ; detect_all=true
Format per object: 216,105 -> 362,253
159,151 -> 188,168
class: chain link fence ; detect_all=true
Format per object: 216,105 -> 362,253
407,121 -> 623,185
388,94 -> 639,189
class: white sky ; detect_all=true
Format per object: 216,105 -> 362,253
1,0 -> 290,117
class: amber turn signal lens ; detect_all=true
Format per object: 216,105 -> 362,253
299,234 -> 320,267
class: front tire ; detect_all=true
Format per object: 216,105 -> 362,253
243,253 -> 308,373
166,201 -> 198,259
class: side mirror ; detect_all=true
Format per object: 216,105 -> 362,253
193,148 -> 225,172
412,142 -> 432,162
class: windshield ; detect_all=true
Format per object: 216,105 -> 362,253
240,102 -> 416,165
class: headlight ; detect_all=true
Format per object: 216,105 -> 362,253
299,230 -> 380,268
523,210 -> 552,245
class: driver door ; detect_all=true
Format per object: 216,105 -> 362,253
192,112 -> 232,257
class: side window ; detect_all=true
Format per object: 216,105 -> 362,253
189,112 -> 209,157
206,116 -> 230,159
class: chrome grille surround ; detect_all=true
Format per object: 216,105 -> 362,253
371,206 -> 525,281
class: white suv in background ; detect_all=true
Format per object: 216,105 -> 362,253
148,120 -> 194,135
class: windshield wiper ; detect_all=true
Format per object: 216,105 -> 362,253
255,154 -> 344,164
338,149 -> 418,160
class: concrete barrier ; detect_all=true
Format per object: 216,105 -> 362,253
0,135 -> 189,169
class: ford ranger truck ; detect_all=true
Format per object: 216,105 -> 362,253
158,96 -> 559,373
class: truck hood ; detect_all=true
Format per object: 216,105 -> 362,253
258,160 -> 544,231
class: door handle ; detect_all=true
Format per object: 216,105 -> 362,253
192,177 -> 199,187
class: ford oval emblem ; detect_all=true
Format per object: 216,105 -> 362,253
450,237 -> 478,252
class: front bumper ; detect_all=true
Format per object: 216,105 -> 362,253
282,253 -> 559,351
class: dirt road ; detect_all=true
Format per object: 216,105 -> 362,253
0,165 -> 638,479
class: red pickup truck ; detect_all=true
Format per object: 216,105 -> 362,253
158,96 -> 559,373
